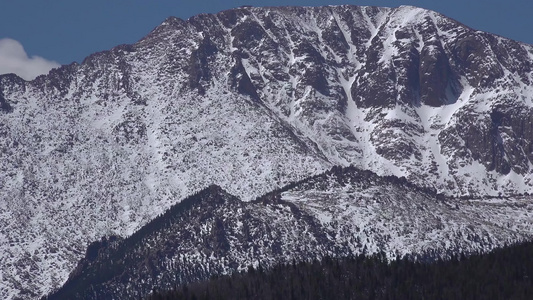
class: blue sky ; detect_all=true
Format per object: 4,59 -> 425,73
0,0 -> 531,79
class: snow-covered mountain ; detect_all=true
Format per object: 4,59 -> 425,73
1,5 -> 533,299
47,167 -> 533,299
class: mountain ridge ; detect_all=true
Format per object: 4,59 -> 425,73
46,165 -> 533,299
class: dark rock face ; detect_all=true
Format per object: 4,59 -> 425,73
452,34 -> 504,88
230,52 -> 261,101
419,43 -> 460,106
0,74 -> 25,112
232,20 -> 267,49
0,91 -> 12,112
441,99 -> 533,179
189,37 -> 218,94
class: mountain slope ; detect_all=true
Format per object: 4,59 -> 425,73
168,4 -> 533,195
46,185 -> 336,299
1,5 -> 533,299
47,167 -> 533,299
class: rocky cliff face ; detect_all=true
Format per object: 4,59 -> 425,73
1,5 -> 533,299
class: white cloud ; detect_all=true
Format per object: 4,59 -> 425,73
0,38 -> 60,81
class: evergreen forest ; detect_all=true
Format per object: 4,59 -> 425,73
147,241 -> 533,300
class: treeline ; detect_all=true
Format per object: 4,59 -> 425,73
147,241 -> 533,300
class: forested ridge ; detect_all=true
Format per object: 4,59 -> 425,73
148,241 -> 533,300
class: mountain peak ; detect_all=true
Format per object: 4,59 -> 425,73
2,4 -> 533,299
160,15 -> 186,27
